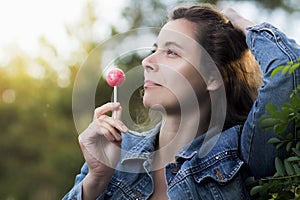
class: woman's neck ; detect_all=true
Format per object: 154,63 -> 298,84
154,107 -> 210,167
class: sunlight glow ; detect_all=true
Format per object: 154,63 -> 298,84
2,89 -> 16,103
26,63 -> 46,79
0,0 -> 298,66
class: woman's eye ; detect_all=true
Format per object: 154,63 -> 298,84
167,49 -> 178,57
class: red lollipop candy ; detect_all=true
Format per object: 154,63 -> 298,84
106,68 -> 125,119
106,68 -> 125,87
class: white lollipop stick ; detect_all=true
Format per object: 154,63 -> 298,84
113,86 -> 117,119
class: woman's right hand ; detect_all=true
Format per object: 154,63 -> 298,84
78,102 -> 129,199
222,8 -> 255,36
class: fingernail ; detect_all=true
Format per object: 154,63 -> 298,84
122,124 -> 129,132
116,135 -> 122,141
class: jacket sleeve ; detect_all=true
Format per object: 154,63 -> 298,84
241,23 -> 300,178
62,163 -> 88,200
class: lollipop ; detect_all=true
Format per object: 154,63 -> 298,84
106,68 -> 125,87
106,68 -> 125,118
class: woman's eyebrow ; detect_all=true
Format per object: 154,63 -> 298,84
165,41 -> 183,50
152,43 -> 158,48
152,42 -> 183,50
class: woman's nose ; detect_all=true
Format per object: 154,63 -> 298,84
142,51 -> 158,72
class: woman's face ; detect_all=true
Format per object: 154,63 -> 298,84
142,18 -> 209,113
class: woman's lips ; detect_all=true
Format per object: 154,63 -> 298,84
144,80 -> 161,88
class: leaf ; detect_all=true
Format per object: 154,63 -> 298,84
296,141 -> 300,150
282,65 -> 291,75
274,124 -> 287,135
292,148 -> 300,157
260,118 -> 281,129
245,176 -> 256,186
286,141 -> 293,152
250,185 -> 264,196
268,137 -> 281,144
271,193 -> 279,199
297,131 -> 300,138
272,110 -> 288,121
275,157 -> 286,176
287,156 -> 300,162
271,65 -> 285,77
286,133 -> 293,140
282,104 -> 295,115
292,163 -> 300,174
296,187 -> 300,195
276,142 -> 285,150
273,172 -> 279,177
288,62 -> 300,74
290,94 -> 300,107
284,159 -> 295,175
280,191 -> 295,199
266,103 -> 278,113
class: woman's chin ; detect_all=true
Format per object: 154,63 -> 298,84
142,98 -> 154,109
143,98 -> 164,111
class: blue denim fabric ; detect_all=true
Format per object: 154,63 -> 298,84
241,23 -> 300,178
63,23 -> 300,200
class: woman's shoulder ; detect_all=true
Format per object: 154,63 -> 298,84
168,126 -> 247,198
176,125 -> 242,160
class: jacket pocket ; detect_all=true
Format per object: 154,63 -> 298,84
191,150 -> 244,184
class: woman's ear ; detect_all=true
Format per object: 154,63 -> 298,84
207,75 -> 222,91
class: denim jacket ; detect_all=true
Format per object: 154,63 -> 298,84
63,23 -> 300,200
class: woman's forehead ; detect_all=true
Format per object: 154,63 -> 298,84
161,19 -> 197,39
155,19 -> 198,47
155,19 -> 200,52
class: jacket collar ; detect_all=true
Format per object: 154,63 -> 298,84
121,123 -> 160,163
121,123 -> 241,164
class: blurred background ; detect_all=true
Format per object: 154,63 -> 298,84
0,0 -> 299,199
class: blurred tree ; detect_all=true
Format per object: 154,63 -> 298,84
252,0 -> 300,13
0,51 -> 83,199
0,1 -> 102,199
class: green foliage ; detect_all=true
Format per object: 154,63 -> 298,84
271,59 -> 300,77
0,60 -> 85,199
249,60 -> 300,199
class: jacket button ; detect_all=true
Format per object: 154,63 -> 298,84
132,190 -> 144,200
171,167 -> 180,174
214,168 -> 224,179
106,191 -> 112,196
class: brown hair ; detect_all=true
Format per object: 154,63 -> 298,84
169,4 -> 262,129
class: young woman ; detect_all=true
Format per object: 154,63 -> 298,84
64,4 -> 300,200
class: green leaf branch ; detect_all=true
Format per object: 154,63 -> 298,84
249,59 -> 300,199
